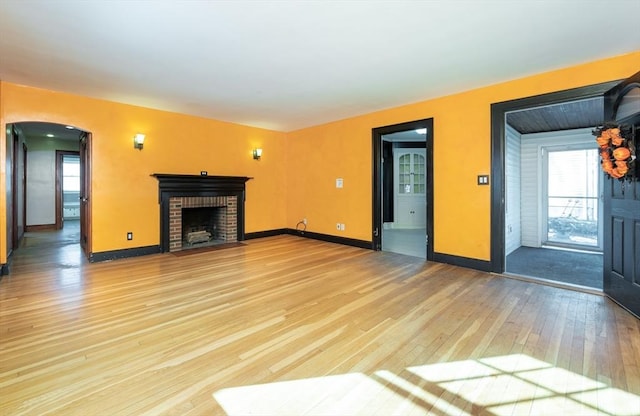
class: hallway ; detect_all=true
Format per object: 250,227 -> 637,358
11,220 -> 84,274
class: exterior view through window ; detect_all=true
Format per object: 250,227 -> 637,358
545,147 -> 600,249
63,155 -> 81,219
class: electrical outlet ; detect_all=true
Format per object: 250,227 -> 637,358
340,223 -> 345,231
127,232 -> 133,240
303,218 -> 307,225
336,223 -> 341,230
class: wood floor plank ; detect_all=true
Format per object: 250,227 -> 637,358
2,230 -> 640,415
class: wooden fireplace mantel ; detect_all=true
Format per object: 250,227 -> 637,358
152,174 -> 252,252
152,174 -> 252,199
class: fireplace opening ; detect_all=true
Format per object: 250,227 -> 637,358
182,206 -> 227,248
167,195 -> 238,252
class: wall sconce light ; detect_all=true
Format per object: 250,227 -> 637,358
133,133 -> 145,150
253,148 -> 263,160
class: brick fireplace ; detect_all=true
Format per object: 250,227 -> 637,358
153,174 -> 251,253
169,196 -> 237,251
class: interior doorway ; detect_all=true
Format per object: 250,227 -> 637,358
6,122 -> 91,262
504,120 -> 604,290
56,151 -> 81,229
491,82 -> 621,291
372,119 -> 433,259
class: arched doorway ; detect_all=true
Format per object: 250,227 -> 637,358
4,122 -> 92,266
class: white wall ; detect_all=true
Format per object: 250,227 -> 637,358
26,150 -> 56,226
505,125 -> 521,255
25,137 -> 79,226
520,128 -> 594,248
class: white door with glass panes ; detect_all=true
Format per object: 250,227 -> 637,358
544,145 -> 602,250
394,149 -> 426,228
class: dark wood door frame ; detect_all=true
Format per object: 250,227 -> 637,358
55,150 -> 80,230
80,132 -> 92,260
11,126 -> 19,249
490,80 -> 621,273
372,118 -> 434,261
22,143 -> 27,239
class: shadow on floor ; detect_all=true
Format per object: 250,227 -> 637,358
506,246 -> 602,290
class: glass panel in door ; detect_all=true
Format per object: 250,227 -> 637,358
412,154 -> 425,194
546,148 -> 601,249
398,154 -> 411,194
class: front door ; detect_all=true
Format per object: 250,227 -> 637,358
603,71 -> 640,317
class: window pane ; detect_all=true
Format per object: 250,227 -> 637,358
547,149 -> 599,246
413,154 -> 425,194
399,154 -> 410,193
63,156 -> 80,192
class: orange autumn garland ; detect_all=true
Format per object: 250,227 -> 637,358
594,123 -> 635,180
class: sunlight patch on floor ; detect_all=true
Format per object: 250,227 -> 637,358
214,373 -> 420,415
213,353 -> 640,415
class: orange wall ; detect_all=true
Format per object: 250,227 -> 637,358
1,52 -> 638,265
286,52 -> 640,260
0,84 -> 287,261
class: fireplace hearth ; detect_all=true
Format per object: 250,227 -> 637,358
153,174 -> 251,252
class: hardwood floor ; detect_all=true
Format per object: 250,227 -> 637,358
1,227 -> 640,415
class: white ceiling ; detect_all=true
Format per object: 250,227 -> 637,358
1,0 -> 638,132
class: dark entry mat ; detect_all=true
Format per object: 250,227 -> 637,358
506,246 -> 602,289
